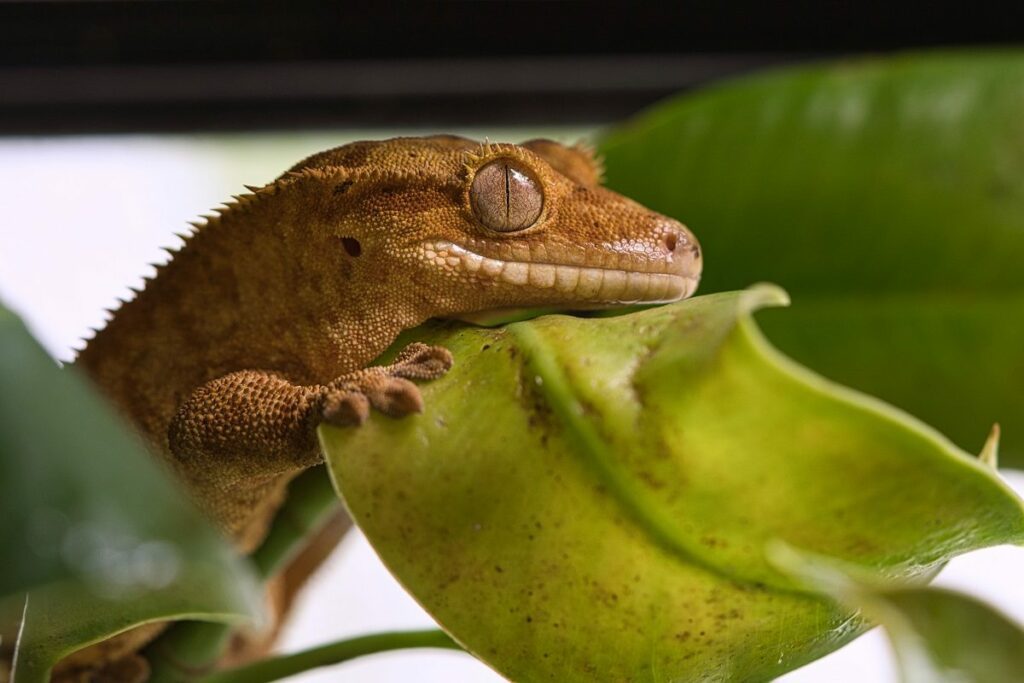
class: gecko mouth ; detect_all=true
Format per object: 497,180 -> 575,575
423,240 -> 699,304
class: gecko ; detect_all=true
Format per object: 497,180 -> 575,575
55,135 -> 702,681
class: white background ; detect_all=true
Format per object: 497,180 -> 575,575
2,132 -> 1022,682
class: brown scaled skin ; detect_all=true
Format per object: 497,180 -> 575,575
64,136 -> 701,680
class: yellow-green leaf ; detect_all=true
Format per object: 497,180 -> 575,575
322,286 -> 1024,682
598,51 -> 1024,466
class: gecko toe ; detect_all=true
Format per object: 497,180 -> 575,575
322,391 -> 370,426
366,377 -> 424,417
392,343 -> 454,380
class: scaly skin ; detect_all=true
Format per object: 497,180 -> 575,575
58,136 -> 701,680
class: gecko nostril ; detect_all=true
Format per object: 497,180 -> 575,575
663,232 -> 678,254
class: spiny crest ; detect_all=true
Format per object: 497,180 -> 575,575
571,139 -> 606,184
72,326 -> 101,357
462,138 -> 606,187
76,273 -> 161,358
461,140 -> 529,178
180,184 -> 262,238
73,311 -> 119,359
464,140 -> 521,164
75,185 -> 262,360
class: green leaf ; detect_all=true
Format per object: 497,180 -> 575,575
321,287 -> 1024,682
145,468 -> 342,683
0,303 -> 261,681
771,544 -> 1024,683
598,51 -> 1024,466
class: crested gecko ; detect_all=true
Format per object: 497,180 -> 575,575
57,136 -> 702,681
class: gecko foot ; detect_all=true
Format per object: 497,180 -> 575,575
321,343 -> 453,426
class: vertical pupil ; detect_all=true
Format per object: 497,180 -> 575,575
504,163 -> 511,227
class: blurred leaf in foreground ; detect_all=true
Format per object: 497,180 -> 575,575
772,543 -> 1024,683
323,286 -> 1024,682
0,303 -> 261,682
599,51 -> 1024,466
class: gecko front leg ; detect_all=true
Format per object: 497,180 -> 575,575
166,342 -> 452,542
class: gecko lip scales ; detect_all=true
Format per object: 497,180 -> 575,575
424,241 -> 699,303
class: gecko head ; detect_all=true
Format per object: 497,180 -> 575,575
282,136 -> 701,323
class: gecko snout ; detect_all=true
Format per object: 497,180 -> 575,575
655,219 -> 702,297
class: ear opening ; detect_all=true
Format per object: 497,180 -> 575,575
340,237 -> 362,257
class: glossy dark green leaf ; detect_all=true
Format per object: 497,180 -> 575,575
0,303 -> 261,682
598,51 -> 1024,465
323,287 -> 1024,682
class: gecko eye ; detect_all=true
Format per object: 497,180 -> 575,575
470,159 -> 544,232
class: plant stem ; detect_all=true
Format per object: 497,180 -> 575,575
198,629 -> 460,683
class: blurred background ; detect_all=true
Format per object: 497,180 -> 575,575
2,2 -> 1022,681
